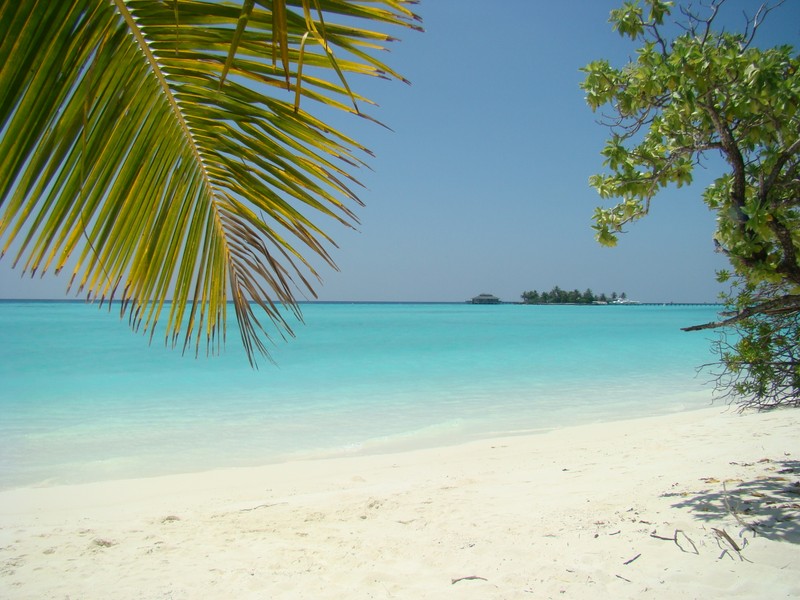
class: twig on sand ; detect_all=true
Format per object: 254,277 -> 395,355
722,482 -> 759,534
615,574 -> 632,583
675,529 -> 699,554
211,502 -> 286,519
713,527 -> 741,552
649,529 -> 699,554
623,553 -> 641,565
451,575 -> 488,585
238,502 -> 285,512
713,527 -> 752,562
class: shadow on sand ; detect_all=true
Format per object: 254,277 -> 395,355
665,459 -> 800,545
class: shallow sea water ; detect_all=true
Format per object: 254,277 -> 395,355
0,301 -> 724,489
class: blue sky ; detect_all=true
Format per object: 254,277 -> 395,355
1,0 -> 798,303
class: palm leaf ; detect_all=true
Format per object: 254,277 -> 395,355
0,0 -> 421,366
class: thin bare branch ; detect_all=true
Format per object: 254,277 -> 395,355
682,294 -> 800,331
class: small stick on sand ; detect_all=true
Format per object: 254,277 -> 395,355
713,527 -> 752,562
674,529 -> 699,554
623,553 -> 641,565
722,482 -> 759,534
713,527 -> 741,552
650,530 -> 698,554
451,575 -> 488,585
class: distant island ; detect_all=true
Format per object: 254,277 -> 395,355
521,287 -> 637,305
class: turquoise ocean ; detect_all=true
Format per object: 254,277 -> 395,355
0,301 -> 724,490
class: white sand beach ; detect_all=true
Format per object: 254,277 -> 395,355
1,406 -> 798,599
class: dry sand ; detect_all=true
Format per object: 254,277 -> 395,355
1,406 -> 798,599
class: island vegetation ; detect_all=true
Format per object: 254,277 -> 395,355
521,287 -> 629,305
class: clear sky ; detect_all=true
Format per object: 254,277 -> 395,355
1,0 -> 798,303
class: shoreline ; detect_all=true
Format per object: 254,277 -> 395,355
1,406 -> 798,598
0,400 -> 711,493
0,393 -> 715,492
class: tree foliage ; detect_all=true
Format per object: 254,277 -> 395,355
521,286 -> 625,304
0,0 -> 421,365
582,0 -> 799,408
694,280 -> 800,409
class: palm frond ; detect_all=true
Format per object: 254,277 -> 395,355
0,0 -> 421,366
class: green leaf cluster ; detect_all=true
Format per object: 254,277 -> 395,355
583,0 -> 800,407
582,0 -> 799,292
0,0 -> 421,365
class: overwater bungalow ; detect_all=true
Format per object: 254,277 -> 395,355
470,293 -> 501,304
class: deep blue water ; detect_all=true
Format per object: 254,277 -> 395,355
0,301 -> 724,489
